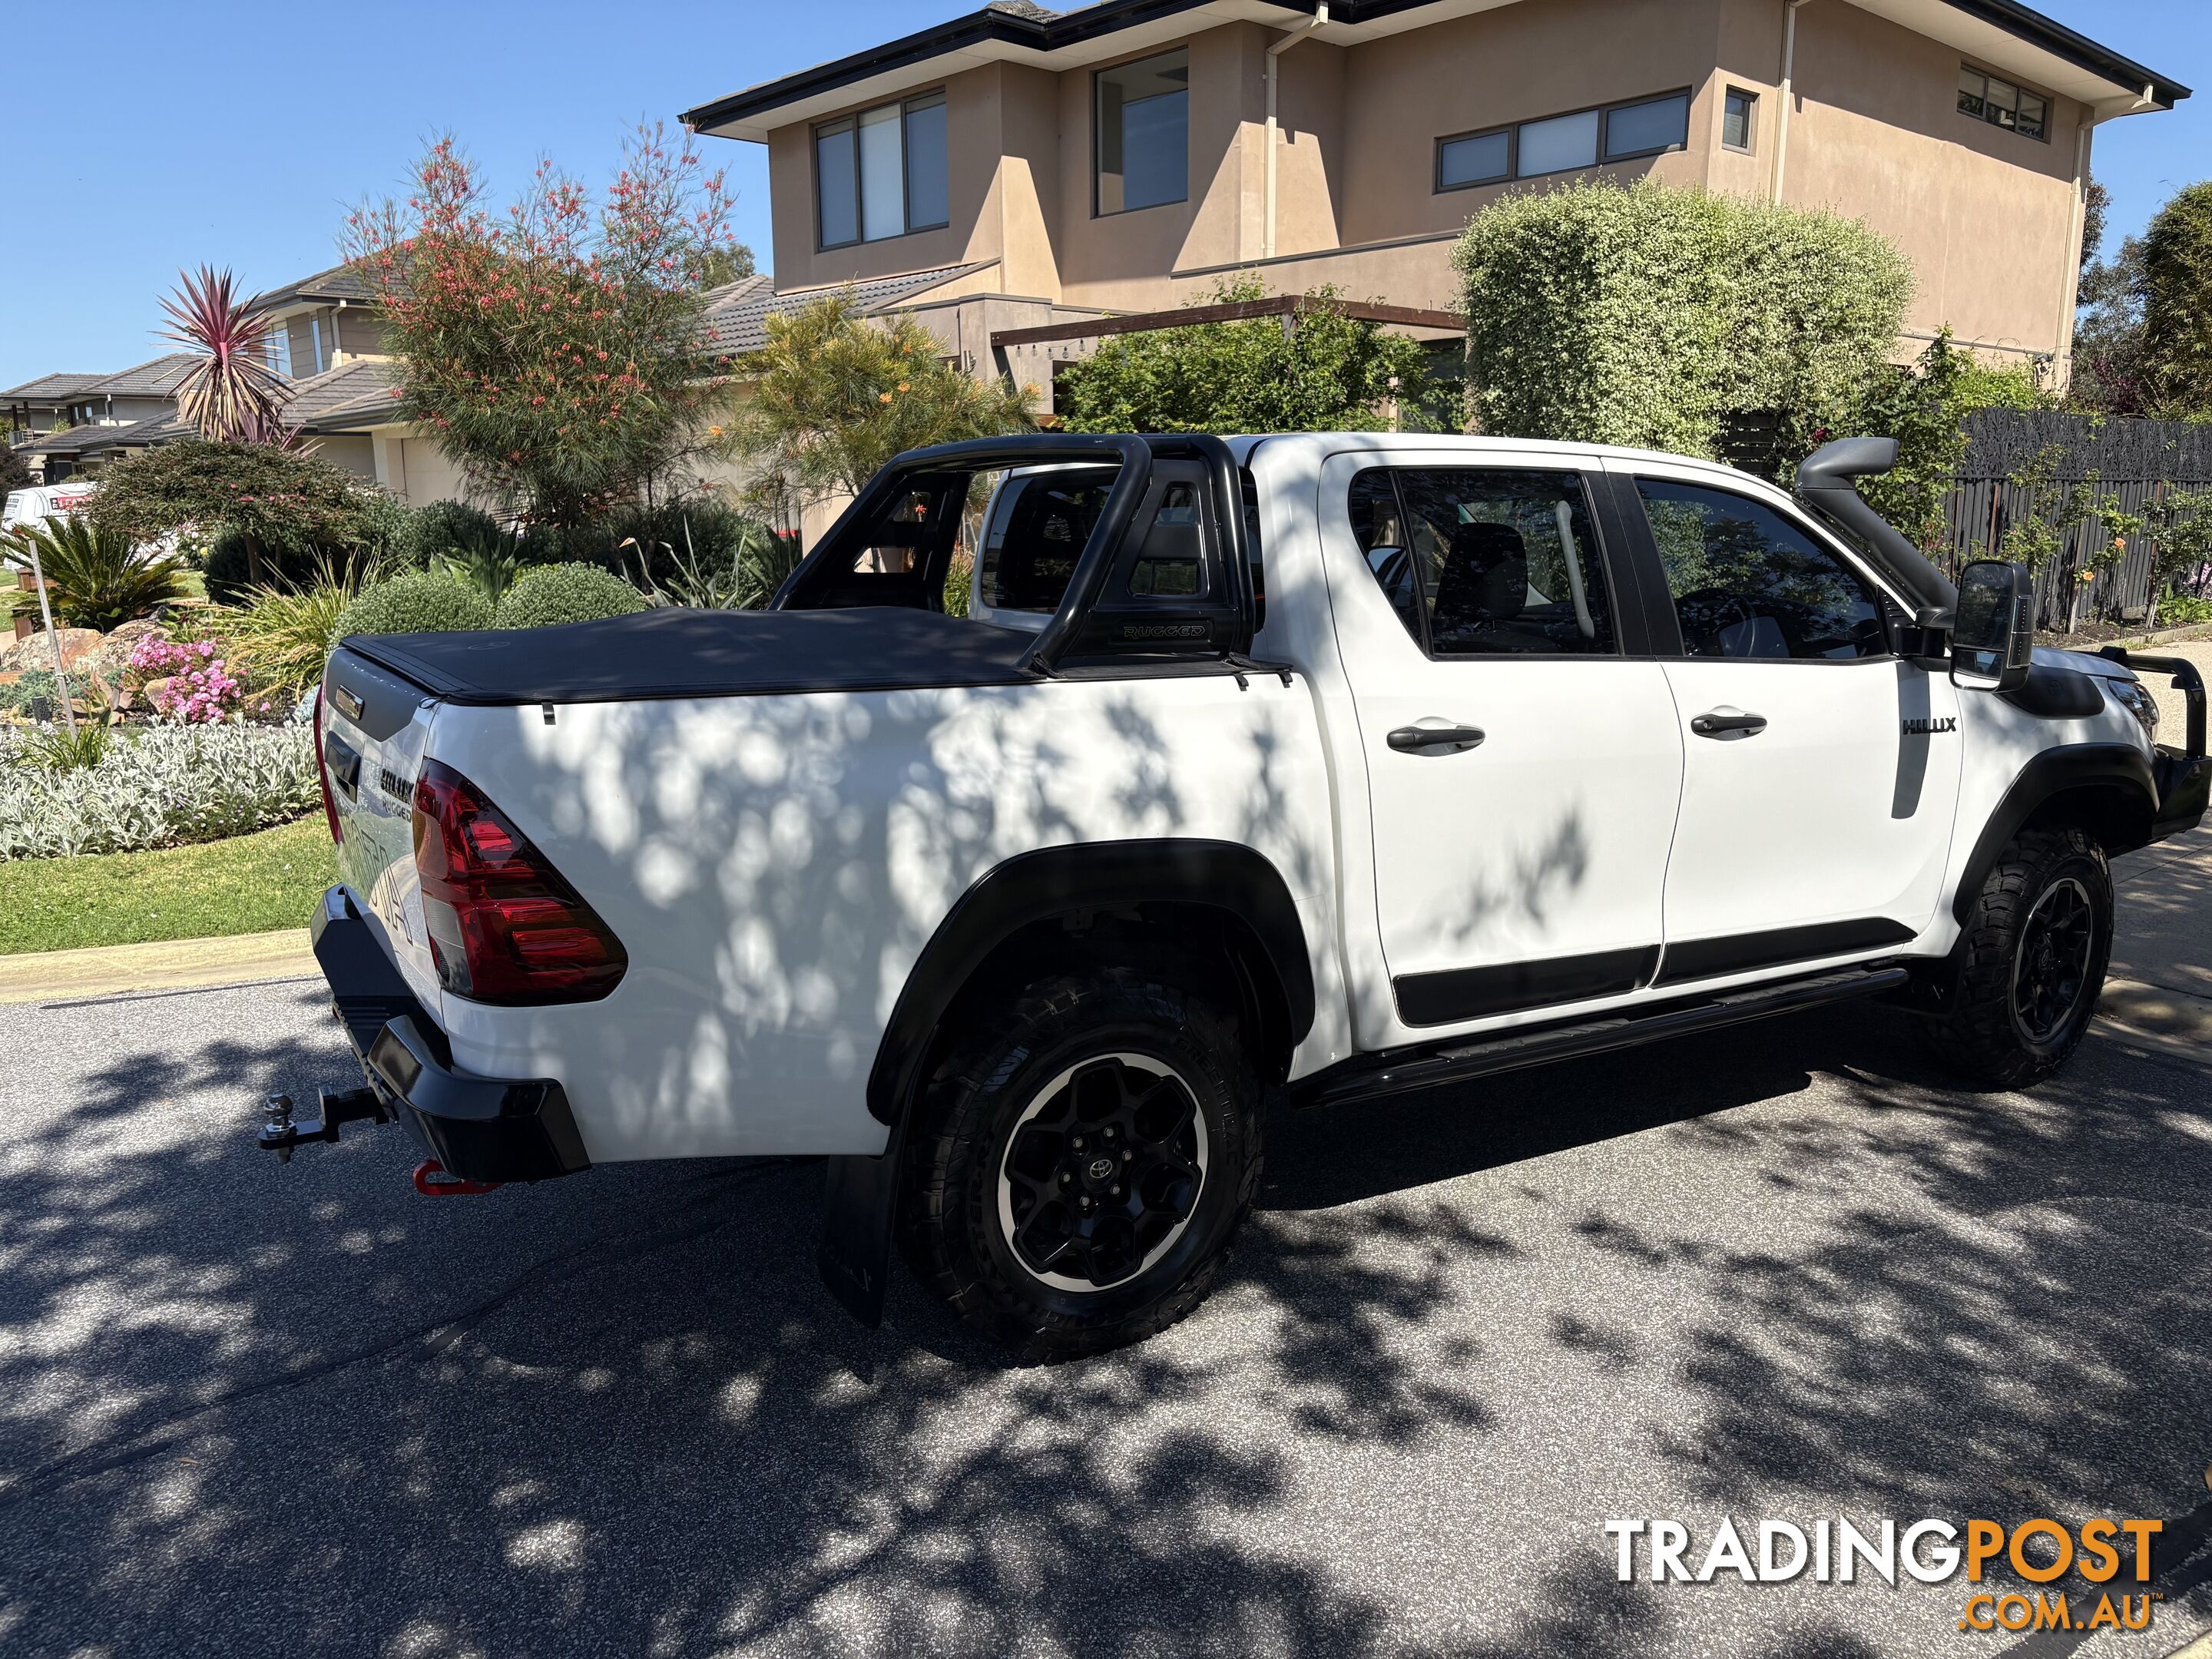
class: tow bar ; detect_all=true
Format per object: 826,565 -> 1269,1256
258,1088 -> 393,1161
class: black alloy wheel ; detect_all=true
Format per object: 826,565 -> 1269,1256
2011,876 -> 2095,1045
996,1052 -> 1208,1292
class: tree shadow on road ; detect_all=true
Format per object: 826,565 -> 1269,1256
4,992 -> 2209,1657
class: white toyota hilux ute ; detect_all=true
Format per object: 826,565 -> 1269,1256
284,432 -> 2208,1359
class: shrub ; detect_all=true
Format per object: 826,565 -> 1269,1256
0,670 -> 59,716
334,571 -> 495,637
497,563 -> 647,629
398,498 -> 507,565
91,439 -> 389,590
1056,276 -> 1440,435
220,558 -> 382,696
0,724 -> 319,860
0,515 -> 189,629
1454,178 -> 1912,459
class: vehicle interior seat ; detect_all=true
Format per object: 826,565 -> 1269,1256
1430,522 -> 1543,652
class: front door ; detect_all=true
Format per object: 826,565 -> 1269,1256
1619,466 -> 1963,985
1323,452 -> 1685,1041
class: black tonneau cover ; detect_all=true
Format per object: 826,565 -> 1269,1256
339,607 -> 1041,707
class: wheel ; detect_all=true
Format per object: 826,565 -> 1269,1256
1922,826 -> 2113,1088
901,970 -> 1262,1362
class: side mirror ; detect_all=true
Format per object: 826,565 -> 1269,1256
1950,559 -> 2032,693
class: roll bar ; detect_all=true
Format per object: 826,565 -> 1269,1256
771,432 -> 1255,674
1793,436 -> 1958,624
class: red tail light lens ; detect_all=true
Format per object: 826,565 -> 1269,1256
411,760 -> 627,1005
313,685 -> 343,846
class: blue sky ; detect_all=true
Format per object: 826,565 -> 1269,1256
2,0 -> 2201,392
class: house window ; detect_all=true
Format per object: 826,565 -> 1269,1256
816,91 -> 952,249
1096,48 -> 1188,214
1722,88 -> 1757,153
1435,89 -> 1692,192
1959,66 -> 2047,141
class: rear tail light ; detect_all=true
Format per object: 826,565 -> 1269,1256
410,760 -> 627,1005
313,684 -> 343,846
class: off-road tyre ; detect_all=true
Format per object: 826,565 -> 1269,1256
901,970 -> 1263,1363
1922,825 -> 2113,1088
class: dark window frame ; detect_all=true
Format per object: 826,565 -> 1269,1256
1721,87 -> 1758,154
813,88 -> 953,252
1349,463 -> 1624,661
1434,86 -> 1694,195
1957,62 -> 2051,144
1093,45 -> 1193,218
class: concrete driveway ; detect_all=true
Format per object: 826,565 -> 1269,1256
2,836 -> 2209,1658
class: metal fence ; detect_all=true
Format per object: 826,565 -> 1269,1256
1936,472 -> 2212,631
1937,412 -> 2212,631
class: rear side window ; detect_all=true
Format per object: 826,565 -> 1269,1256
977,469 -> 1115,612
1347,467 -> 1615,656
1635,478 -> 1887,660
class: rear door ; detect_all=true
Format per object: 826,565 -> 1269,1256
1611,464 -> 1963,985
1320,450 -> 1684,1041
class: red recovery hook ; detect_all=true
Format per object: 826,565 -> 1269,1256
412,1160 -> 503,1197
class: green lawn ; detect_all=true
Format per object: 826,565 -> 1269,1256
0,816 -> 338,955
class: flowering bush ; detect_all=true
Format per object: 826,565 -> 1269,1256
347,124 -> 750,525
127,636 -> 263,723
0,724 -> 318,859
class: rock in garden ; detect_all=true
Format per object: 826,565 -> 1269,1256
91,619 -> 166,682
0,628 -> 104,674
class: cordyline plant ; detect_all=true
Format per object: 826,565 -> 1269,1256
346,125 -> 747,526
161,265 -> 292,443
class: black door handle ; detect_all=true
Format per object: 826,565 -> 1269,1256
1387,724 -> 1487,753
1690,708 -> 1767,738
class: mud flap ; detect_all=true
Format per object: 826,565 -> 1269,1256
816,1111 -> 909,1328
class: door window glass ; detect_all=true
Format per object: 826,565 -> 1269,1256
1348,468 -> 1615,655
1636,478 -> 1887,659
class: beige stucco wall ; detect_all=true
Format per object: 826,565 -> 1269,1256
752,0 -> 2110,373
1749,0 -> 2083,365
308,433 -> 376,482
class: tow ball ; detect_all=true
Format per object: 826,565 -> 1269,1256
257,1087 -> 393,1161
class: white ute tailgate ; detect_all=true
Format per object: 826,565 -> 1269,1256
320,649 -> 443,1011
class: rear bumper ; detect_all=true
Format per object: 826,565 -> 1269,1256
310,887 -> 591,1184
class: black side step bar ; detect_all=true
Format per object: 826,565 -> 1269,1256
1293,964 -> 1910,1111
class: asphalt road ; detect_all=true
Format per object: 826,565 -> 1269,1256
3,888 -> 2210,1656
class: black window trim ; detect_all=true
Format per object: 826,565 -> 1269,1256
1093,45 -> 1193,219
1957,61 -> 2053,144
1622,471 -> 1905,665
1434,86 -> 1695,194
1353,461 -> 1627,662
814,88 -> 954,253
1720,86 -> 1758,154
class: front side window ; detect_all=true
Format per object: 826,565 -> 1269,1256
1636,478 -> 1886,660
1349,468 -> 1615,656
816,91 -> 952,249
1096,48 -> 1189,214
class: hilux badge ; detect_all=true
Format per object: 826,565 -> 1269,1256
1902,716 -> 1957,736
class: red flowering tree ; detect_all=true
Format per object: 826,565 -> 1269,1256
346,125 -> 750,526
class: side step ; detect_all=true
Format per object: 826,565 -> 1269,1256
1293,964 -> 1911,1111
